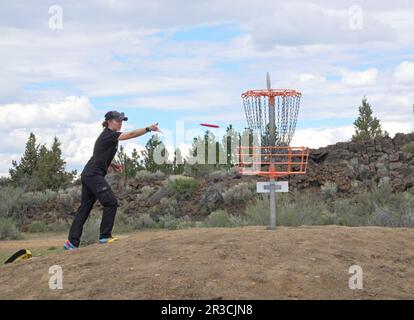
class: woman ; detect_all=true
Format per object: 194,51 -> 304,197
64,110 -> 160,250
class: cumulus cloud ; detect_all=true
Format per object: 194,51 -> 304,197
250,2 -> 396,49
340,68 -> 379,86
291,125 -> 355,148
0,96 -> 96,131
394,61 -> 414,84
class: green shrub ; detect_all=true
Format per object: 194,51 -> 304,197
157,214 -> 181,230
44,189 -> 58,201
402,141 -> 414,154
183,163 -> 217,178
168,176 -> 199,200
46,219 -> 71,232
20,191 -> 50,207
321,181 -> 338,200
135,170 -> 165,182
245,192 -> 333,227
279,192 -> 333,226
0,187 -> 58,221
222,182 -> 255,205
57,187 -> 79,212
159,198 -> 179,216
80,217 -> 100,246
115,213 -> 157,232
133,214 -> 156,229
332,182 -> 414,227
245,197 -> 271,226
28,221 -> 48,233
27,219 -> 70,233
0,218 -> 22,240
209,170 -> 231,180
0,186 -> 25,219
156,214 -> 194,230
202,209 -> 244,228
136,186 -> 156,201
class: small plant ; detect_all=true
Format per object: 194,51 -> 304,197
159,198 -> 179,216
135,170 -> 165,182
0,186 -> 25,219
278,192 -> 333,226
209,170 -> 231,180
222,182 -> 255,205
57,192 -> 76,212
0,218 -> 22,240
136,186 -> 156,201
133,214 -> 156,229
168,177 -> 199,200
321,181 -> 338,200
28,221 -> 48,233
402,141 -> 414,154
245,197 -> 271,226
20,191 -> 50,208
44,189 -> 58,201
157,214 -> 182,230
202,209 -> 244,228
47,219 -> 71,232
80,217 -> 100,246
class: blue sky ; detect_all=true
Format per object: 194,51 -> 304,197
1,0 -> 414,176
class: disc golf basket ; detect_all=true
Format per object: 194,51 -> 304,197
238,73 -> 309,229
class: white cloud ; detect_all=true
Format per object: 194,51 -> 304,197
291,125 -> 354,148
250,2 -> 396,49
296,73 -> 326,84
340,68 -> 379,86
394,61 -> 414,84
0,96 -> 96,131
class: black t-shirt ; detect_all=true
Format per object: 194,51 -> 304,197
81,128 -> 122,176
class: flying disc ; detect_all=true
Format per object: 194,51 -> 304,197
200,123 -> 220,128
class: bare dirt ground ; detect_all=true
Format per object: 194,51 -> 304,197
0,226 -> 413,299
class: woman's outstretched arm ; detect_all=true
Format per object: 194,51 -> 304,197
118,123 -> 160,141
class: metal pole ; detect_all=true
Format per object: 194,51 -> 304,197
268,178 -> 276,229
267,72 -> 277,230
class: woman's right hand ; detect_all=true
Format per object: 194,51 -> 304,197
148,123 -> 161,132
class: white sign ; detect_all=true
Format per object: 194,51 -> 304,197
257,181 -> 289,193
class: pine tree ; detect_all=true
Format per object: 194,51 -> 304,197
223,124 -> 239,167
34,137 -> 75,191
9,132 -> 39,190
173,148 -> 185,174
141,134 -> 163,172
352,97 -> 388,142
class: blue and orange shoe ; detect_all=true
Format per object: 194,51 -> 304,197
99,236 -> 119,244
63,240 -> 78,251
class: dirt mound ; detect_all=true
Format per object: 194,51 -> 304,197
1,226 -> 413,299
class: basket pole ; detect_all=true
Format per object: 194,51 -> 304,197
267,72 -> 277,230
268,178 -> 276,230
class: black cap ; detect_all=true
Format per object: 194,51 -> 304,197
104,111 -> 128,121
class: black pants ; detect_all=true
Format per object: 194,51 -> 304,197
68,174 -> 118,247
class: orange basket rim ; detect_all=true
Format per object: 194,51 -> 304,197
241,89 -> 302,98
